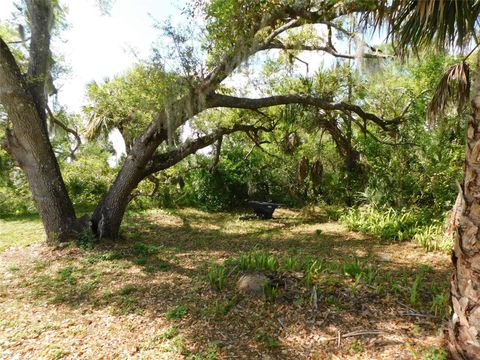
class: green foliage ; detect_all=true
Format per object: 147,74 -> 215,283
410,273 -> 423,305
303,258 -> 324,288
165,305 -> 188,321
132,242 -> 161,256
280,256 -> 300,272
183,166 -> 248,210
340,205 -> 433,241
351,339 -> 364,354
0,148 -> 36,216
233,251 -> 280,272
341,204 -> 453,253
187,343 -> 220,360
75,228 -> 96,249
160,326 -> 179,340
431,292 -> 449,318
420,346 -> 448,360
84,65 -> 185,142
413,224 -> 453,252
255,331 -> 281,350
207,262 -> 226,290
62,143 -> 115,208
262,282 -> 278,302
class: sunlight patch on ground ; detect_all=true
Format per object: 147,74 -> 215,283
0,218 -> 44,252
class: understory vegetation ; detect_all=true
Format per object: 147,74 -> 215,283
340,206 -> 453,252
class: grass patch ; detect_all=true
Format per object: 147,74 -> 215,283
0,217 -> 44,252
166,305 -> 188,321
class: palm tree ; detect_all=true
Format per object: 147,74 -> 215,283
373,1 -> 480,358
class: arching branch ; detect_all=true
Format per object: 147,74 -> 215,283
261,40 -> 392,59
207,93 -> 402,131
143,123 -> 274,176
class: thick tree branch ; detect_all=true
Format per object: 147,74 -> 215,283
261,40 -> 392,59
26,0 -> 53,124
207,93 -> 401,131
143,123 -> 273,176
201,3 -> 377,92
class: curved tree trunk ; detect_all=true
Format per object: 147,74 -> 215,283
91,159 -> 146,240
90,111 -> 171,239
0,37 -> 78,243
448,57 -> 480,359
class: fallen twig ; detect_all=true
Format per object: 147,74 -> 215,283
400,311 -> 437,319
396,300 -> 437,319
320,329 -> 386,343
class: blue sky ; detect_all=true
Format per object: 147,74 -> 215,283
0,0 -> 182,111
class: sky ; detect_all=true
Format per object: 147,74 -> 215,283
0,0 -> 183,159
0,0 -> 181,111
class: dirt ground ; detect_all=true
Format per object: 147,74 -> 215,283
0,208 -> 451,359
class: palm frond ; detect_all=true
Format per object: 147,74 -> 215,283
368,0 -> 480,52
83,113 -> 109,140
427,61 -> 470,126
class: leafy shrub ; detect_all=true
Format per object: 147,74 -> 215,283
340,205 -> 436,242
413,224 -> 453,252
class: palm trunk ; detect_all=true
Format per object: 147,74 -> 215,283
448,57 -> 480,359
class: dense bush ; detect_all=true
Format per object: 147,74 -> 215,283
340,205 -> 452,252
0,149 -> 36,216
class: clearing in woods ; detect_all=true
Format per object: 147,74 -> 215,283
0,207 -> 450,359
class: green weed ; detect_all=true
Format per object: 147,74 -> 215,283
166,305 -> 188,320
256,331 -> 281,349
413,224 -> 453,252
207,262 -> 226,290
351,339 -> 364,353
132,242 -> 162,256
431,292 -> 449,317
262,282 -> 278,302
160,326 -> 179,340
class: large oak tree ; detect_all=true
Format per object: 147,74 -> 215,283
1,0 -> 395,241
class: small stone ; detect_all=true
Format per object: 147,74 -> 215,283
378,253 -> 391,262
236,274 -> 269,295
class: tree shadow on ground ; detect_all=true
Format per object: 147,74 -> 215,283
0,207 -> 451,359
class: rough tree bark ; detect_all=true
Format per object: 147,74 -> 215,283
0,1 -> 78,243
448,57 -> 480,359
90,109 -> 171,239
